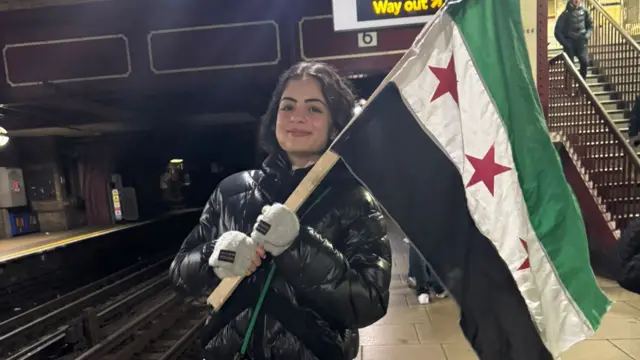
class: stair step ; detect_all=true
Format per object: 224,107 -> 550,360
589,83 -> 613,92
592,91 -> 618,102
590,167 -> 624,173
608,110 -> 629,120
592,67 -> 639,77
602,100 -> 625,111
613,213 -> 640,221
550,66 -> 598,76
581,140 -> 617,146
593,57 -> 640,64
592,59 -> 640,67
597,181 -> 640,188
549,123 -> 605,131
611,206 -> 640,218
550,100 -> 620,107
604,197 -> 640,204
586,75 -> 605,84
550,110 -> 628,121
582,152 -> 625,159
585,169 -> 638,182
598,185 -> 640,201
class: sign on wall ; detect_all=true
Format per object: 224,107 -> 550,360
332,0 -> 442,31
111,188 -> 122,221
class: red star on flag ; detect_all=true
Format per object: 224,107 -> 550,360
465,145 -> 511,196
518,238 -> 530,271
429,55 -> 459,104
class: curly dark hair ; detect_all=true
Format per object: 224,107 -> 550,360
259,61 -> 356,154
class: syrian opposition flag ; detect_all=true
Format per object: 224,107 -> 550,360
331,0 -> 610,358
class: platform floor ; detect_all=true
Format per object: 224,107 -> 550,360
358,237 -> 640,360
0,208 -> 200,263
0,225 -> 127,263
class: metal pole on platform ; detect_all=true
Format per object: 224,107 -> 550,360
519,0 -> 550,117
538,0 -> 550,117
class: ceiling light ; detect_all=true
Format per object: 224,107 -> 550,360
0,127 -> 9,148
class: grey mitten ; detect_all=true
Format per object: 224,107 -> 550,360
208,230 -> 257,278
251,203 -> 300,256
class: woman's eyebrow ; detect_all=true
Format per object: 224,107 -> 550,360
280,97 -> 328,107
305,98 -> 328,107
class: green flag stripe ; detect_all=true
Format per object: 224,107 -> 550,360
447,0 -> 610,329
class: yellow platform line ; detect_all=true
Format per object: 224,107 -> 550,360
0,226 -> 132,263
0,208 -> 202,264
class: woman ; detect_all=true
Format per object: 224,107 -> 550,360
170,62 -> 392,360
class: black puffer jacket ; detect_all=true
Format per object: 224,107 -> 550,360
170,153 -> 392,360
617,218 -> 640,293
554,2 -> 593,47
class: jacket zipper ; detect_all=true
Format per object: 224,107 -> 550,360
254,186 -> 333,359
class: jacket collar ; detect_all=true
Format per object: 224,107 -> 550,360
566,2 -> 582,11
261,151 -> 353,184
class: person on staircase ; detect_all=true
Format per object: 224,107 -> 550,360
554,0 -> 593,79
628,95 -> 640,147
169,61 -> 391,360
617,218 -> 640,293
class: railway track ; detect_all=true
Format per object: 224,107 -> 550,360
0,250 -> 174,322
75,296 -> 207,360
0,255 -> 175,360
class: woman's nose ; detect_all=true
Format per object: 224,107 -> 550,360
290,110 -> 307,123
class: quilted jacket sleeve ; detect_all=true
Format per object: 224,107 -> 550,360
554,12 -> 570,49
170,189 -> 223,296
274,187 -> 392,329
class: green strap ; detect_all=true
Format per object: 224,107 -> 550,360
239,262 -> 277,356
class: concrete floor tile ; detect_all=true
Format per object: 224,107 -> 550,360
359,324 -> 420,346
563,340 -> 633,360
361,344 -> 446,360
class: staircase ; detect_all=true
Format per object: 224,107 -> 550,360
550,63 -> 628,129
547,0 -> 640,235
548,55 -> 633,236
581,64 -> 631,141
585,0 -> 640,132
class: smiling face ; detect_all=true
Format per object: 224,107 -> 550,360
275,77 -> 333,167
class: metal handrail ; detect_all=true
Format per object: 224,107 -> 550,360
555,52 -> 640,167
548,52 -> 640,230
580,0 -> 640,109
585,0 -> 640,54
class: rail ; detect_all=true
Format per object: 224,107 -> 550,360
0,256 -> 173,359
548,52 -> 640,230
75,295 -> 206,360
585,0 -> 640,108
0,256 -> 157,334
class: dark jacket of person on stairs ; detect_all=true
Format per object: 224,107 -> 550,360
628,95 -> 640,145
554,0 -> 593,79
617,218 -> 640,293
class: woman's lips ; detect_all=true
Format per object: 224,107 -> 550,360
287,130 -> 312,137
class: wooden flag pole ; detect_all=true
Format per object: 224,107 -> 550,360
205,27 -> 424,310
